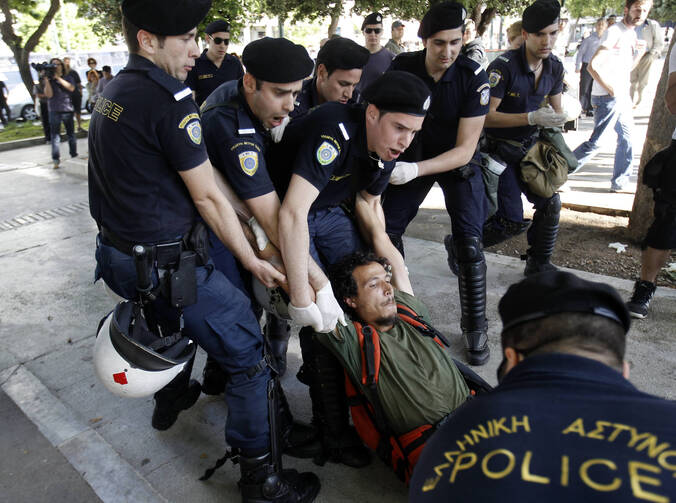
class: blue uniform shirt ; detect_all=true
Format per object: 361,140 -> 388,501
88,54 -> 207,243
274,102 -> 395,211
201,80 -> 275,201
185,50 -> 244,106
290,78 -> 321,119
485,46 -> 564,141
390,51 -> 489,159
411,353 -> 676,502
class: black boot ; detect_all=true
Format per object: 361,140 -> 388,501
482,214 -> 531,248
201,354 -> 227,395
239,451 -> 321,503
152,354 -> 201,430
298,328 -> 371,468
276,383 -> 322,459
265,315 -> 291,377
455,236 -> 490,366
524,194 -> 560,276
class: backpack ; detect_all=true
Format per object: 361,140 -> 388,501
346,303 -> 492,484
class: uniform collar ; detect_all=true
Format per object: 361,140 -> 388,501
125,54 -> 191,101
304,77 -> 321,109
417,49 -> 457,85
126,53 -> 158,71
499,353 -> 636,392
517,44 -> 553,75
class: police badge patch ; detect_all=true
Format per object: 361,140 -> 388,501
316,141 -> 338,166
488,71 -> 502,88
239,151 -> 259,176
186,120 -> 202,145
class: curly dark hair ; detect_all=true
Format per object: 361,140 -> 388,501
328,251 -> 390,316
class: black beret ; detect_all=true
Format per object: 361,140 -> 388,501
316,38 -> 370,71
362,12 -> 383,30
242,37 -> 314,83
361,71 -> 431,117
522,0 -> 561,33
122,0 -> 212,36
418,1 -> 467,39
499,271 -> 631,333
205,20 -> 230,34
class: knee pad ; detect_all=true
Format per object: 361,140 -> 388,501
544,193 -> 561,216
454,235 -> 484,263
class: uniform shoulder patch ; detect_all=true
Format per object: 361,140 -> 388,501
488,70 -> 502,88
179,113 -> 200,129
186,119 -> 202,145
478,83 -> 491,106
316,141 -> 339,166
239,151 -> 259,176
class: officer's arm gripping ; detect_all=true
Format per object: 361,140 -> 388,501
484,96 -> 530,128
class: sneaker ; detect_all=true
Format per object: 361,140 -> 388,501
53,160 -> 60,170
626,280 -> 656,319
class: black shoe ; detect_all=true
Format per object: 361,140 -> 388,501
239,452 -> 321,503
151,379 -> 201,431
523,254 -> 558,276
201,356 -> 227,395
283,422 -> 322,459
318,426 -> 371,468
626,280 -> 656,319
463,330 -> 490,366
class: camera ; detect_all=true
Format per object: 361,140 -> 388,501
31,61 -> 57,78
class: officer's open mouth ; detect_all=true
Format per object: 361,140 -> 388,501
270,116 -> 285,126
389,148 -> 401,158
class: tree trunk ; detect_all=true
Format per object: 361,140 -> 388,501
327,1 -> 343,37
477,7 -> 497,37
0,0 -> 61,99
627,36 -> 676,240
470,3 -> 483,26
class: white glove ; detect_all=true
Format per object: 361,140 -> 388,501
247,216 -> 269,251
270,116 -> 290,143
527,107 -> 568,128
389,162 -> 419,185
315,282 -> 347,332
288,302 -> 324,332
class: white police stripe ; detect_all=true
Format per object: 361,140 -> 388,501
338,122 -> 349,140
238,128 -> 256,134
173,87 -> 192,101
474,66 -> 482,75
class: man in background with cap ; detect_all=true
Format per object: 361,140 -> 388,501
573,0 -> 653,192
185,19 -> 243,106
88,2 -> 319,501
273,71 -> 430,467
385,20 -> 406,56
290,37 -> 370,119
482,0 -> 568,275
410,270 -> 676,501
354,12 -> 395,102
382,1 -> 492,366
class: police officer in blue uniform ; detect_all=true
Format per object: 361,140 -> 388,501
482,0 -> 569,275
185,20 -> 243,106
381,2 -> 491,366
410,270 -> 676,502
88,1 -> 319,500
290,37 -> 369,119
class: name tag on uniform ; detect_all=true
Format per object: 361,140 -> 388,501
198,74 -> 214,80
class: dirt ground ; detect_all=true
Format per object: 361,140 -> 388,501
488,208 -> 676,288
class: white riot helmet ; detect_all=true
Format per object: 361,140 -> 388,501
252,279 -> 291,320
93,301 -> 196,398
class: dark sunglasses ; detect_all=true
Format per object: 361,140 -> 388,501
364,28 -> 382,34
208,34 -> 230,45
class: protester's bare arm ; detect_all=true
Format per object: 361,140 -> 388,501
588,47 -> 614,96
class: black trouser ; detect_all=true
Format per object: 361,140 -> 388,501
39,100 -> 50,140
0,98 -> 9,125
579,63 -> 594,113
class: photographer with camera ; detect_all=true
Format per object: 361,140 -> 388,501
41,58 -> 78,169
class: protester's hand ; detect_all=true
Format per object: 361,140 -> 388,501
248,216 -> 269,251
389,161 -> 419,185
315,282 -> 347,332
288,302 -> 324,332
527,107 -> 568,128
250,258 -> 286,289
270,116 -> 290,143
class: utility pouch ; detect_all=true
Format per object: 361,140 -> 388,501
185,220 -> 210,266
451,163 -> 475,181
169,251 -> 197,308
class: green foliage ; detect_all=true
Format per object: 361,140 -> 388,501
650,0 -> 676,22
566,0 -> 623,18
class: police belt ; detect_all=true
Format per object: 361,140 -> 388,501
101,227 -> 185,268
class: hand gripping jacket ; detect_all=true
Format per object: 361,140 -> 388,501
348,304 -> 492,484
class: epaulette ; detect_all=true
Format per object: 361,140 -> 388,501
146,67 -> 192,102
390,51 -> 419,72
456,54 -> 484,75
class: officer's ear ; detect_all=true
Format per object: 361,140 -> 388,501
365,104 -> 380,124
316,64 -> 328,84
137,29 -> 158,55
503,346 -> 522,373
242,73 -> 257,94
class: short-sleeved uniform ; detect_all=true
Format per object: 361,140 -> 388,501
410,354 -> 676,502
185,50 -> 244,106
274,102 -> 395,267
484,46 -> 564,230
89,54 -> 270,450
382,51 -> 490,244
290,78 -> 321,120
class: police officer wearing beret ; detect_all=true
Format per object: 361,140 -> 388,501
482,0 -> 568,275
354,12 -> 395,102
185,20 -> 244,106
382,2 -> 491,366
411,271 -> 676,502
88,2 -> 319,501
274,71 -> 430,466
290,37 -> 370,119
201,37 -> 330,382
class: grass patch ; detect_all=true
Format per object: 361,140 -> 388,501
0,119 -> 89,143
